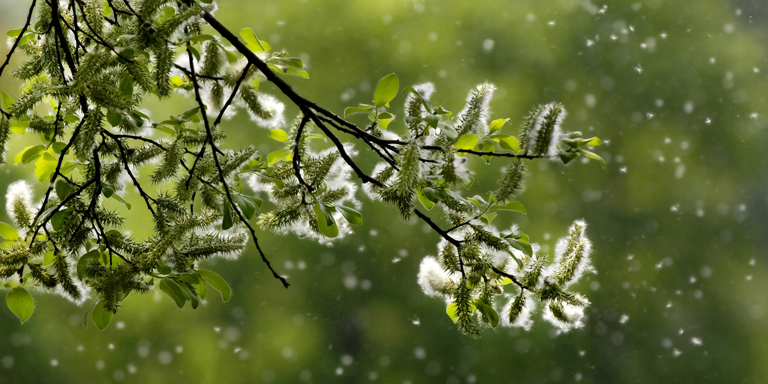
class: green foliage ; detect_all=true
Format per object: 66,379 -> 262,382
6,286 -> 34,323
0,0 -> 601,335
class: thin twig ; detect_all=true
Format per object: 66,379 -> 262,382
0,0 -> 37,83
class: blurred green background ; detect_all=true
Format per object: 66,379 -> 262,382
2,0 -> 768,382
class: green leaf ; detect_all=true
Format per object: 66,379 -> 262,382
373,73 -> 399,108
234,195 -> 257,220
55,180 -> 74,199
111,194 -> 132,210
50,210 -> 71,231
6,287 -> 34,323
177,282 -> 200,309
0,90 -> 14,110
198,269 -> 231,301
489,118 -> 508,133
239,28 -> 270,52
63,114 -> 79,124
446,302 -> 459,323
196,280 -> 207,300
269,129 -> 289,142
495,135 -> 520,152
43,250 -> 55,267
474,298 -> 500,327
6,28 -> 23,37
178,273 -> 200,284
424,114 -> 439,128
180,106 -> 200,121
102,1 -> 113,17
417,188 -> 435,210
0,222 -> 20,240
187,45 -> 201,61
151,124 -> 175,135
221,202 -> 233,230
422,187 -> 442,203
118,74 -> 134,97
169,76 -> 184,88
579,148 -> 607,167
91,301 -> 113,330
585,137 -> 602,146
377,112 -> 395,129
215,43 -> 238,64
559,151 -> 580,164
313,203 -> 339,238
480,212 -> 497,225
18,33 -> 35,45
102,185 -> 115,198
432,106 -> 452,118
454,134 -> 479,151
34,152 -> 57,181
16,145 -> 44,164
497,201 -> 526,214
507,239 -> 533,257
335,205 -> 363,226
266,148 -> 291,165
77,250 -> 100,281
50,142 -> 67,155
9,119 -> 29,135
270,57 -> 304,68
188,34 -> 215,42
159,278 -> 188,308
285,68 -> 309,79
344,104 -> 374,118
481,141 -> 494,163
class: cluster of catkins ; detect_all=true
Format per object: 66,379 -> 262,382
418,220 -> 594,334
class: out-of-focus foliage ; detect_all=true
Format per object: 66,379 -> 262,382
0,0 -> 767,383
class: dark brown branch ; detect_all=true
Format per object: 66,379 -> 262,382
422,146 -> 550,159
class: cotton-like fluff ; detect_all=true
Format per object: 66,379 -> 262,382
526,103 -> 565,158
243,93 -> 285,129
499,290 -> 537,331
542,300 -> 586,333
450,156 -> 472,185
201,82 -> 237,121
417,256 -> 458,297
362,162 -> 391,201
247,173 -> 273,194
324,145 -> 360,207
5,180 -> 34,224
